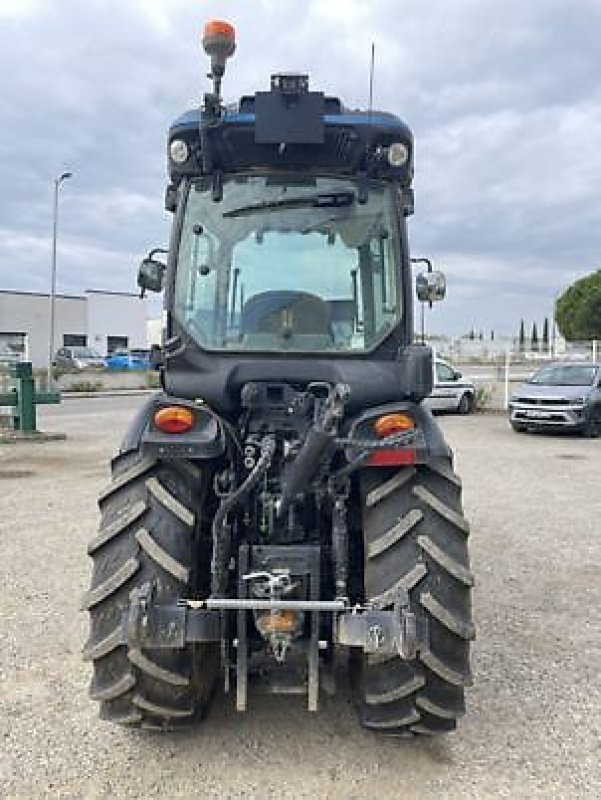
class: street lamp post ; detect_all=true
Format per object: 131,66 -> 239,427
47,171 -> 72,387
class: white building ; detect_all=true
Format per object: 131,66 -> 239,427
0,289 -> 148,367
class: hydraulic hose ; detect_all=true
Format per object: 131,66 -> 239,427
210,435 -> 276,597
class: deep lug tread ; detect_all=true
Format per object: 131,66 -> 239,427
87,500 -> 147,555
416,693 -> 465,720
409,723 -> 435,735
420,591 -> 476,640
146,477 -> 194,527
85,450 -> 217,730
371,563 -> 427,608
365,675 -> 425,705
360,462 -> 473,736
100,707 -> 143,726
82,556 -> 140,609
128,648 -> 190,687
412,484 -> 470,535
367,508 -> 423,559
135,528 -> 190,583
366,468 -> 415,508
427,460 -> 462,488
98,458 -> 155,504
132,693 -> 194,719
420,649 -> 473,687
362,707 -> 421,730
418,534 -> 474,587
90,672 -> 136,702
83,623 -> 124,661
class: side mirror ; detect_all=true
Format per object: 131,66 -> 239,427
455,370 -> 462,380
137,255 -> 166,297
149,344 -> 164,369
416,270 -> 446,304
165,184 -> 178,213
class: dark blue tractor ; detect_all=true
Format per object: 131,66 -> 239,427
84,20 -> 473,735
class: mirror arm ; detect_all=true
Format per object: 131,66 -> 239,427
149,247 -> 168,260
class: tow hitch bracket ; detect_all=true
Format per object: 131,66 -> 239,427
335,591 -> 424,658
124,582 -> 428,713
126,584 -> 426,658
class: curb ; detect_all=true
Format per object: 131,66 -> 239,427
0,431 -> 67,444
60,389 -> 157,399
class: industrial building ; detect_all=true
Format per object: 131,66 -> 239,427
0,289 -> 148,368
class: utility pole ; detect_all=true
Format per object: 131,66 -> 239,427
47,171 -> 73,387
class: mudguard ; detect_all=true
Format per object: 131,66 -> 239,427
119,392 -> 226,460
345,400 -> 451,463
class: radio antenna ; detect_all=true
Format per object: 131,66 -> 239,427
368,42 -> 375,122
359,42 -> 376,204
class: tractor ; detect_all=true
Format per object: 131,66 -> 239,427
83,20 -> 474,735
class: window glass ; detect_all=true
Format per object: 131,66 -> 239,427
436,362 -> 456,382
174,175 -> 403,353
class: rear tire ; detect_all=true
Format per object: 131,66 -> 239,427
359,460 -> 474,736
83,450 -> 218,729
581,406 -> 601,438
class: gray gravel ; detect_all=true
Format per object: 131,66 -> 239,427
0,399 -> 599,799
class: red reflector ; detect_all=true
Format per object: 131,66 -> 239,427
154,406 -> 195,434
367,449 -> 416,467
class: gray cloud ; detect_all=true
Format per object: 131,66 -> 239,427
0,0 -> 600,337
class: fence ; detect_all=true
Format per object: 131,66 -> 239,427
0,362 -> 60,432
440,340 -> 601,411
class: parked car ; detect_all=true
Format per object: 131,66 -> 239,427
424,358 -> 476,414
53,346 -> 105,369
104,348 -> 150,371
509,361 -> 601,437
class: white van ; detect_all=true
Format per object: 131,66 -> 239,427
424,358 -> 476,414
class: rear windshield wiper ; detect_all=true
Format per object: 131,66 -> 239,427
223,191 -> 355,218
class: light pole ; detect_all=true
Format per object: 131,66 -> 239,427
47,171 -> 72,387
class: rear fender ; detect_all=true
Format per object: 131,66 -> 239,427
344,400 -> 451,466
119,392 -> 226,460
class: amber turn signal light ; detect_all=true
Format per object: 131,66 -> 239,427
373,413 -> 414,438
203,19 -> 236,41
154,406 -> 195,434
202,19 -> 236,56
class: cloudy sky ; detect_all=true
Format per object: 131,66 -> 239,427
1,0 -> 600,337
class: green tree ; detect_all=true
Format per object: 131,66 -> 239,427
542,317 -> 549,348
519,320 -> 525,352
531,322 -> 539,352
555,269 -> 601,340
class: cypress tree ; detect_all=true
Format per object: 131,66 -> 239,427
531,322 -> 539,352
519,320 -> 525,351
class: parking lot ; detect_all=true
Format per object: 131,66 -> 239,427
0,396 -> 599,799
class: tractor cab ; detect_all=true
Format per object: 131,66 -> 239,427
138,22 -> 445,413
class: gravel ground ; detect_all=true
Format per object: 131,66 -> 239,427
0,398 -> 599,799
